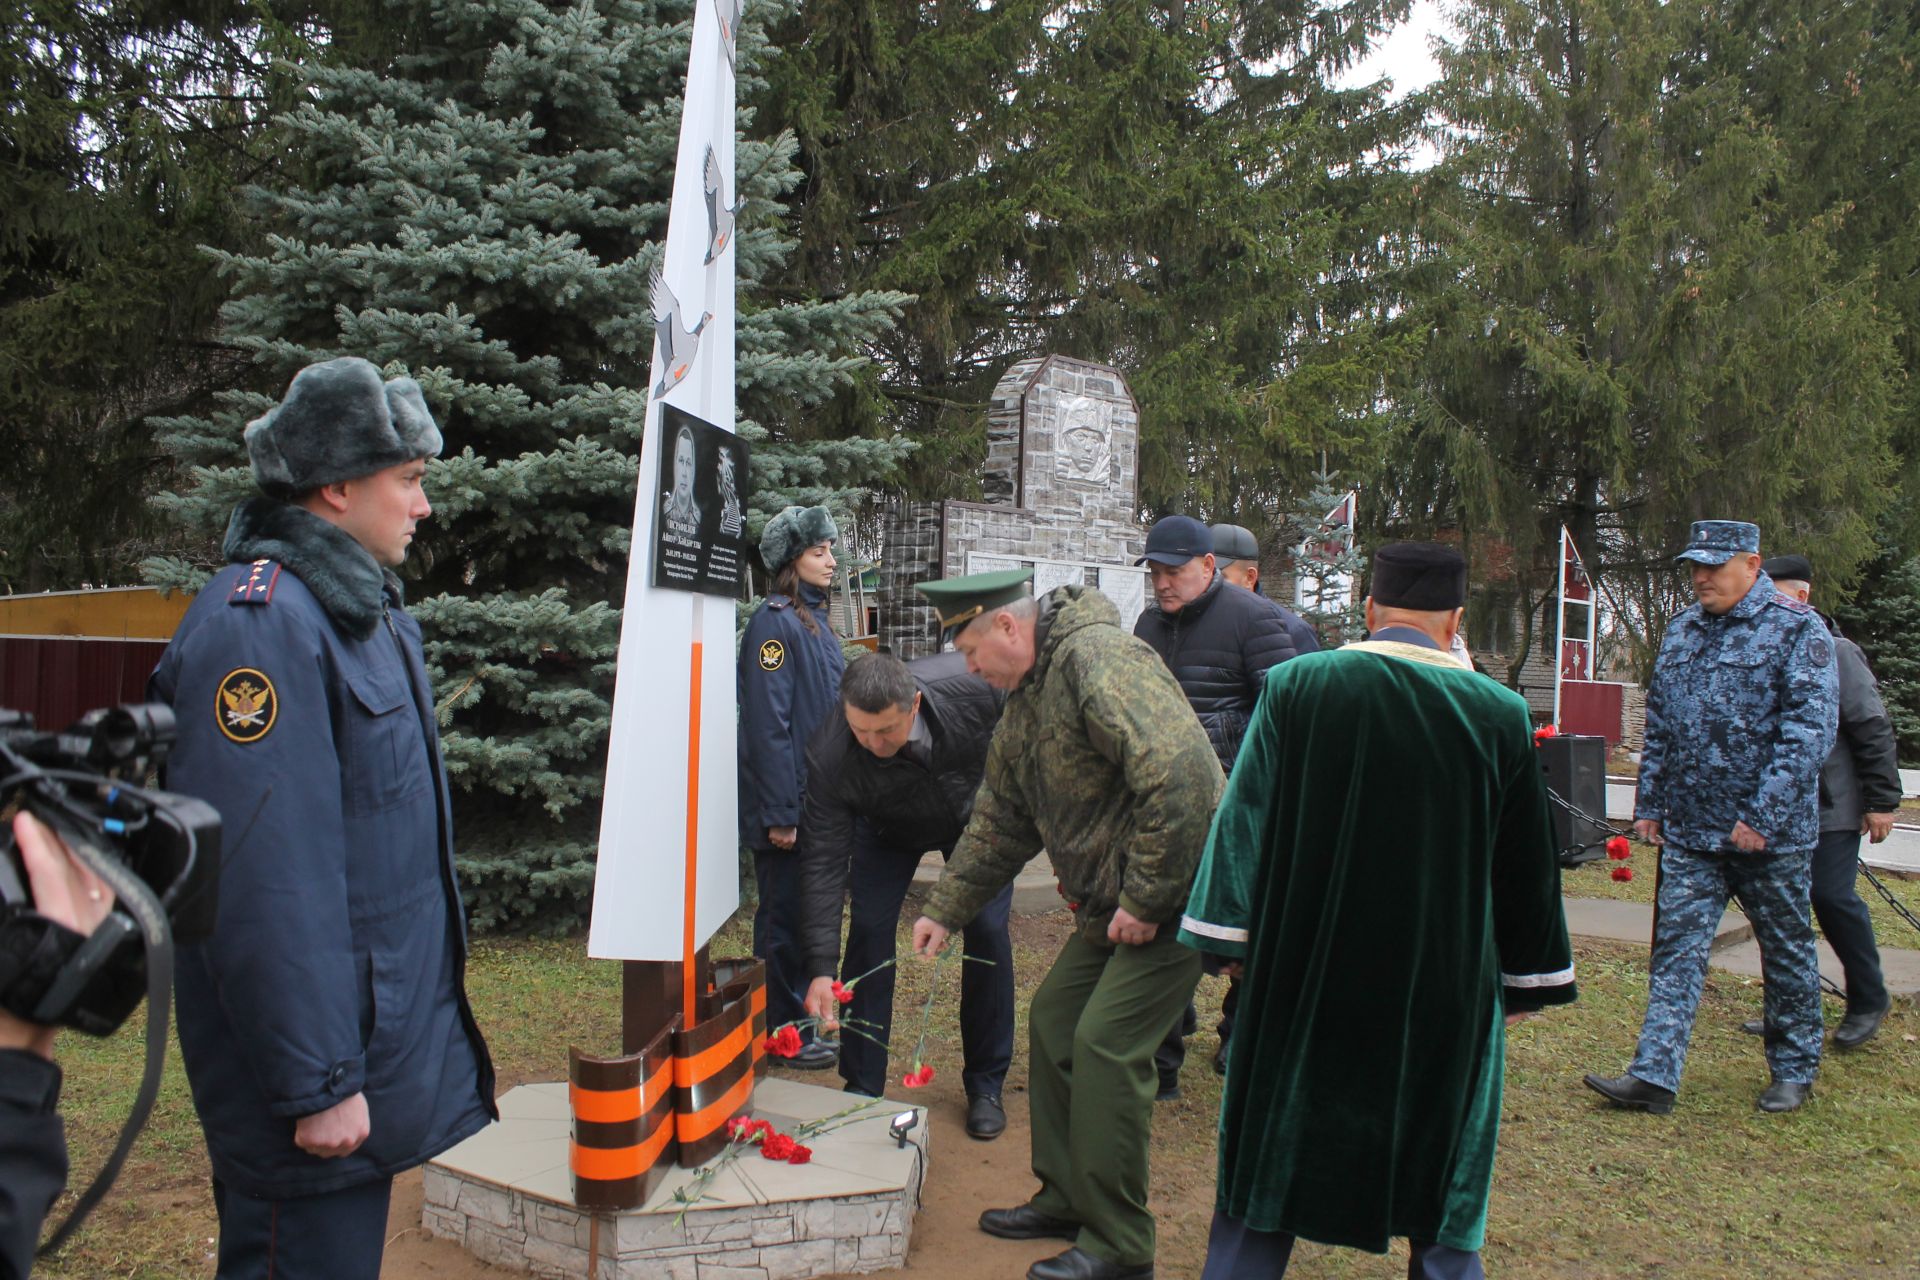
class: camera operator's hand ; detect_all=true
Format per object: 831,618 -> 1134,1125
294,1093 -> 370,1159
0,812 -> 115,1059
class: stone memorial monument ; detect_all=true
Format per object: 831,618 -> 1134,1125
877,355 -> 1149,655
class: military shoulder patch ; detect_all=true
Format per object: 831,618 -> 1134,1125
1770,592 -> 1810,614
217,668 -> 278,744
228,559 -> 281,607
1808,637 -> 1832,668
758,639 -> 786,672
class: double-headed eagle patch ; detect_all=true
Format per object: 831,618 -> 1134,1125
217,668 -> 278,744
758,640 -> 785,672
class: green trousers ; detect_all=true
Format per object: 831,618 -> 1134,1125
1027,927 -> 1203,1265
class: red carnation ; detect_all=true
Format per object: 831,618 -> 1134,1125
1606,835 -> 1631,860
761,1132 -> 797,1161
1533,724 -> 1558,744
787,1143 -> 813,1165
901,1064 -> 935,1088
1611,865 -> 1634,882
765,1025 -> 804,1058
830,980 -> 854,1004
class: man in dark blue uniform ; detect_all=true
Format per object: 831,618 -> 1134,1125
797,652 -> 1016,1138
1585,520 -> 1837,1115
150,357 -> 495,1278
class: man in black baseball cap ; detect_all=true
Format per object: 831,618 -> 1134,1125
1132,514 -> 1319,1094
1744,555 -> 1901,1048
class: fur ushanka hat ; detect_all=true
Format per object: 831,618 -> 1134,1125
244,357 -> 443,498
759,505 -> 839,573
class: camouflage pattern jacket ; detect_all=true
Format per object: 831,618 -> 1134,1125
1635,571 -> 1839,854
925,586 -> 1224,945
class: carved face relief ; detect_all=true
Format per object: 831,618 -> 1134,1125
1055,396 -> 1114,485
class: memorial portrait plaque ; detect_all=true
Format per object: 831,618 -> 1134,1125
650,405 -> 750,596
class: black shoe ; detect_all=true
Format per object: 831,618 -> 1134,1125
979,1203 -> 1080,1242
787,1041 -> 838,1070
1153,1079 -> 1180,1102
1739,1019 -> 1765,1036
1027,1246 -> 1153,1280
966,1094 -> 1006,1141
1583,1072 -> 1676,1114
1757,1079 -> 1813,1112
1833,1003 -> 1889,1050
1210,1043 -> 1227,1076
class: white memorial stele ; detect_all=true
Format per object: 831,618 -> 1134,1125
589,0 -> 741,988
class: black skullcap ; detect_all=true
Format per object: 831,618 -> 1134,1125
1761,554 -> 1812,583
1371,542 -> 1467,611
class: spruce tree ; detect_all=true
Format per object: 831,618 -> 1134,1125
145,0 -> 909,931
759,0 -> 1421,519
1391,0 -> 1902,662
0,0 -> 312,589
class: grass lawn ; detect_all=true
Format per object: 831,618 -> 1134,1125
33,882 -> 1920,1278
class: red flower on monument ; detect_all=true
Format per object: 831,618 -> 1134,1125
787,1143 -> 813,1165
901,1063 -> 935,1088
830,980 -> 855,1004
1606,835 -> 1631,860
1533,724 -> 1558,744
765,1024 -> 804,1058
1611,865 -> 1634,882
760,1132 -> 798,1161
726,1116 -> 775,1143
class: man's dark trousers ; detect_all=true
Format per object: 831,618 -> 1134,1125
838,826 -> 1014,1099
1811,828 -> 1888,1013
212,1176 -> 393,1279
753,845 -> 815,1043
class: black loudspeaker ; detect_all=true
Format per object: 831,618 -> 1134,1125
1538,734 -> 1608,866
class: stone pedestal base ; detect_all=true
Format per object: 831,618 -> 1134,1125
424,1078 -> 928,1279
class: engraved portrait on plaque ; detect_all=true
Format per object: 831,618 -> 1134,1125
1055,395 -> 1114,486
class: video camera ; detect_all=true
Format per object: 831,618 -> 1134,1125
0,702 -> 221,1255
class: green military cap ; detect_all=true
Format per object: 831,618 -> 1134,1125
914,567 -> 1035,637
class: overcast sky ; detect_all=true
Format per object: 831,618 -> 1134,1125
1338,0 -> 1454,100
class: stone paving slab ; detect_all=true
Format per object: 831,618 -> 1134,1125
1563,897 -> 1750,950
1709,937 -> 1920,998
1864,826 -> 1920,878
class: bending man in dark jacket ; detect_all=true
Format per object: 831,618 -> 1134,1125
149,358 -> 495,1279
1745,556 -> 1903,1048
1133,516 -> 1319,1091
799,652 -> 1016,1139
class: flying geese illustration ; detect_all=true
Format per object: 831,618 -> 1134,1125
716,0 -> 744,69
703,144 -> 740,265
650,267 -> 712,399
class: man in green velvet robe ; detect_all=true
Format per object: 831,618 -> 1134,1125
1178,542 -> 1577,1280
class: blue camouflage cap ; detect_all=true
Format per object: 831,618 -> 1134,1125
1674,519 -> 1760,566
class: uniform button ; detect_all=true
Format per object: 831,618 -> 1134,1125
329,1065 -> 347,1087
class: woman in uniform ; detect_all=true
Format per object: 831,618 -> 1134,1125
738,505 -> 844,1066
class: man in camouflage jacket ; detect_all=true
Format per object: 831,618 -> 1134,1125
1586,520 -> 1838,1117
910,571 -> 1223,1280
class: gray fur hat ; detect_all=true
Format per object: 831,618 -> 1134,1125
244,357 -> 443,498
760,505 -> 839,572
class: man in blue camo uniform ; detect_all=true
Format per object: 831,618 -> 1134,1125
1585,520 -> 1838,1115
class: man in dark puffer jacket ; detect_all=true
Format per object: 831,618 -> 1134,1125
1133,515 -> 1319,1094
1133,517 -> 1319,772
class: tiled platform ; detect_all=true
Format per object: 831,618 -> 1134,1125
423,1077 -> 929,1279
